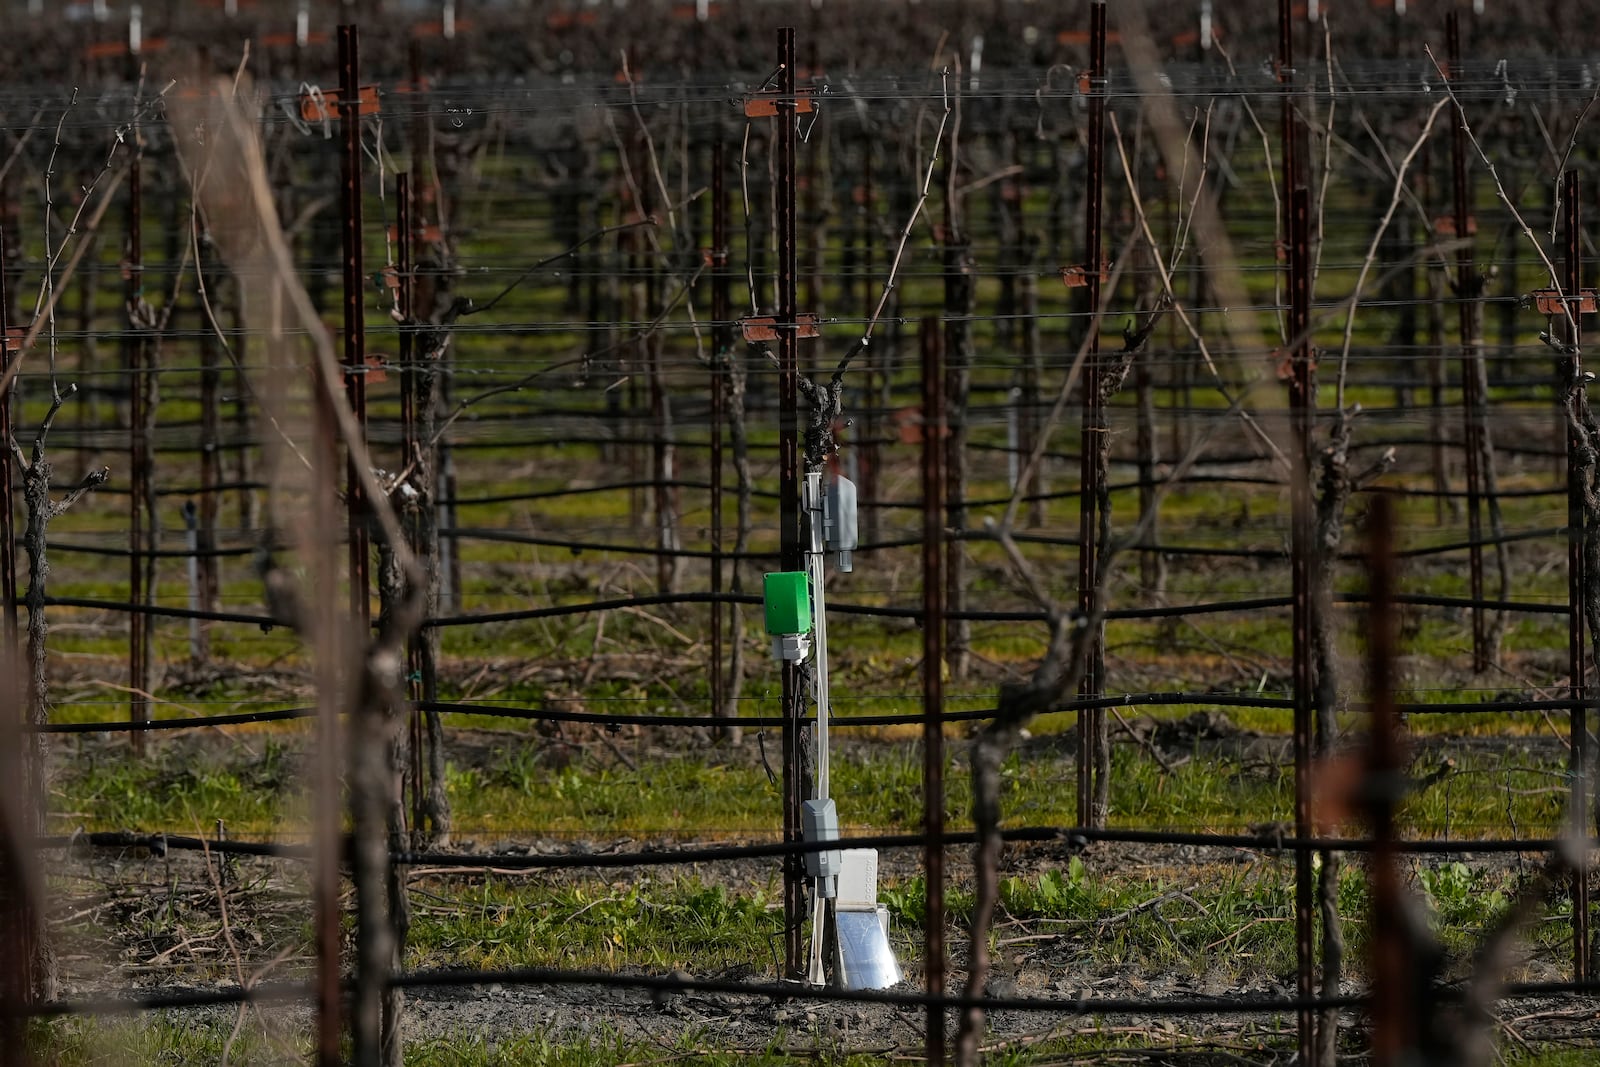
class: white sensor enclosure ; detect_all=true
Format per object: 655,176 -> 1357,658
824,476 -> 858,572
801,798 -> 842,896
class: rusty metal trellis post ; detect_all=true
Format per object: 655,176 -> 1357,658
0,230 -> 15,669
710,140 -> 728,730
1447,11 -> 1489,673
1279,0 -> 1317,1062
0,797 -> 29,1058
1289,185 -> 1319,1067
0,222 -> 24,1029
645,142 -> 675,595
310,23 -> 370,1064
0,645 -> 30,1057
399,169 -> 429,844
1076,0 -> 1107,832
196,216 -> 221,664
312,359 -> 345,1067
0,226 -> 24,1038
920,315 -> 947,1067
941,82 -> 971,685
1561,170 -> 1590,981
775,25 -> 805,982
340,23 -> 371,628
622,139 -> 644,537
858,135 -> 879,550
125,137 -> 148,755
1365,495 -> 1410,1066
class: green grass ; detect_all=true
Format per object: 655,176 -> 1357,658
30,1016 -> 314,1066
48,727 -> 1571,844
406,875 -> 782,972
444,753 -> 787,837
50,736 -> 306,837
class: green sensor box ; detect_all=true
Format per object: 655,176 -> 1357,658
763,572 -> 812,635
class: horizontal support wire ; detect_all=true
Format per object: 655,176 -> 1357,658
22,964 -> 1600,1023
33,968 -> 1600,1023
37,826 -> 1599,870
19,521 -> 1566,565
33,691 -> 1590,736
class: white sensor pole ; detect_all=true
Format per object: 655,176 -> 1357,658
805,471 -> 831,802
805,471 -> 832,986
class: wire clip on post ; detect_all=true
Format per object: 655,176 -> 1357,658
357,354 -> 389,385
743,88 -> 816,118
740,314 -> 820,342
1523,289 -> 1598,316
1060,262 -> 1109,288
1272,346 -> 1321,383
299,84 -> 380,122
1432,215 -> 1477,236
